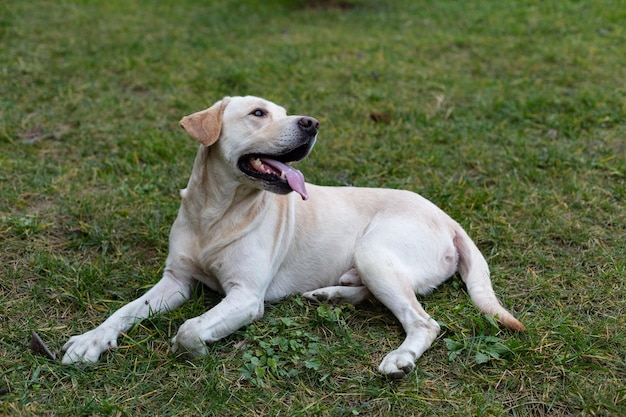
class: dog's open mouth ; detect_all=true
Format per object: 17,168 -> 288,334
238,142 -> 312,200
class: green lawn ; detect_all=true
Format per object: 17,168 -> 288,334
1,0 -> 624,415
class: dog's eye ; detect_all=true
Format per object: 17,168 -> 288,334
251,109 -> 266,117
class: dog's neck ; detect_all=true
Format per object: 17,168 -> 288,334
180,146 -> 272,231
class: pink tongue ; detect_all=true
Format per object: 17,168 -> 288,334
260,158 -> 308,200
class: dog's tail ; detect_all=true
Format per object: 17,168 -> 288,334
453,226 -> 526,332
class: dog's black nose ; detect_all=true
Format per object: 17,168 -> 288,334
298,116 -> 320,135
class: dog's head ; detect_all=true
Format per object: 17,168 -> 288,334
180,96 -> 318,200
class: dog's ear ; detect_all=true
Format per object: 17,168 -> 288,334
179,97 -> 231,146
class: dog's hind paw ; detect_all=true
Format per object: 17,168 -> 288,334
303,286 -> 371,305
302,289 -> 329,303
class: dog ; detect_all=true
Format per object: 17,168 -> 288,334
62,96 -> 525,378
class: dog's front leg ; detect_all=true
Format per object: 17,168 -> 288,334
62,271 -> 194,364
171,288 -> 264,357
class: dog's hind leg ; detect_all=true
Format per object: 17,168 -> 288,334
353,242 -> 440,379
302,268 -> 373,305
303,285 -> 371,305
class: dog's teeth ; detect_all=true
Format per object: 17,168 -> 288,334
280,171 -> 286,179
252,158 -> 267,172
252,158 -> 277,175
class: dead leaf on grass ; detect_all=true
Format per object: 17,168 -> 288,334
28,331 -> 57,361
20,124 -> 73,144
370,112 -> 391,123
20,126 -> 44,144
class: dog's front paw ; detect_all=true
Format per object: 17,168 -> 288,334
171,319 -> 209,357
62,327 -> 119,365
378,349 -> 416,379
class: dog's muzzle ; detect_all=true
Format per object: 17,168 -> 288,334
237,117 -> 319,200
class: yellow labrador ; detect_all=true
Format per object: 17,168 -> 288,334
63,96 -> 524,378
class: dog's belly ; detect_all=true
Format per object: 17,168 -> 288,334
264,256 -> 354,303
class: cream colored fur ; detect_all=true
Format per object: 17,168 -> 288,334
62,96 -> 524,378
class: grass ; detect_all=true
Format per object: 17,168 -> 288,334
0,0 -> 624,415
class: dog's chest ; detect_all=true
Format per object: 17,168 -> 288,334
190,264 -> 222,293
